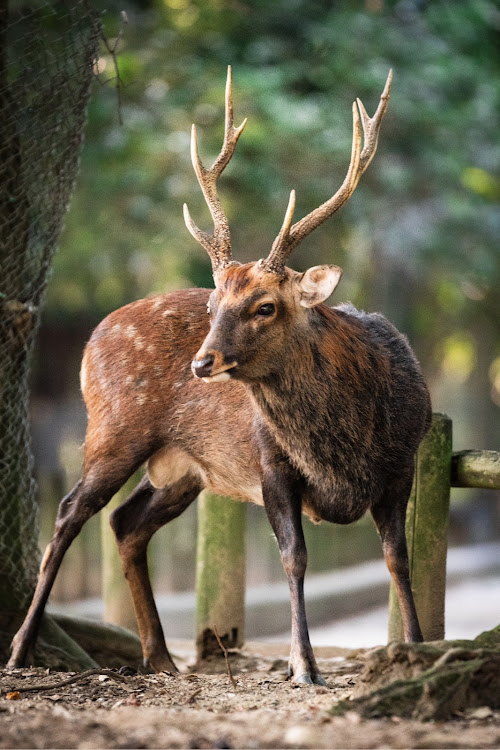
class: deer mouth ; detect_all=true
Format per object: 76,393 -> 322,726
201,362 -> 238,383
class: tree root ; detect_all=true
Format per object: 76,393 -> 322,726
1,611 -> 143,672
51,613 -> 143,669
4,667 -> 129,695
332,627 -> 500,721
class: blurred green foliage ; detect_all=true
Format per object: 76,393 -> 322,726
47,0 -> 499,431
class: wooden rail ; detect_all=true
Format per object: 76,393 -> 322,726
451,450 -> 500,490
195,413 -> 500,656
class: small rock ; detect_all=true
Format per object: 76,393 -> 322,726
468,706 -> 493,720
118,665 -> 137,676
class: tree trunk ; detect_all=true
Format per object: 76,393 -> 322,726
0,1 -> 143,671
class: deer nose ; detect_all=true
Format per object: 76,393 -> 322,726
192,354 -> 214,378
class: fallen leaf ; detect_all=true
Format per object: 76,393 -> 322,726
126,694 -> 141,706
6,692 -> 21,701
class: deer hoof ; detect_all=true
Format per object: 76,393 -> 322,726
313,673 -> 329,687
294,673 -> 314,684
143,654 -> 179,674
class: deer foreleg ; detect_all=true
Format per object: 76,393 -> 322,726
260,447 -> 327,686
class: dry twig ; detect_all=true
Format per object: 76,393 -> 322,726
182,687 -> 203,705
213,626 -> 237,689
7,667 -> 129,695
98,10 -> 127,125
84,3 -> 128,124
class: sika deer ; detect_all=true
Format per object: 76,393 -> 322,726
9,68 -> 431,684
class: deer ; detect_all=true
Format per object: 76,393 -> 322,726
9,67 -> 431,685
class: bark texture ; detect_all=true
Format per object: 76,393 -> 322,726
333,627 -> 500,720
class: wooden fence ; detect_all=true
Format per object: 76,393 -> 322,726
195,413 -> 500,655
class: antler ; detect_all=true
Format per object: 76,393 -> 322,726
260,70 -> 393,276
183,66 -> 247,275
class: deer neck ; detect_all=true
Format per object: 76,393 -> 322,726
247,307 -> 374,489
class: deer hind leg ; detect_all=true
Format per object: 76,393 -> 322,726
8,452 -> 146,669
371,471 -> 423,643
109,472 -> 202,673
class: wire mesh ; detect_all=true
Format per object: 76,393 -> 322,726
0,1 -> 99,609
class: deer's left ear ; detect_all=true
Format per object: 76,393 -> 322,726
295,265 -> 343,308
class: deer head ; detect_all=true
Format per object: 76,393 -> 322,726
185,67 -> 392,382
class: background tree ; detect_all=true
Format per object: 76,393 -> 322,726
0,1 -> 142,668
51,0 -> 499,450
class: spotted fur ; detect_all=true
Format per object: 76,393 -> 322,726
9,261 -> 431,683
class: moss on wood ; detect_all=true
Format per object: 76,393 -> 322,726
196,492 -> 246,660
332,628 -> 500,720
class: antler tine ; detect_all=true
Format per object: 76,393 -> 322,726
261,71 -> 392,275
183,65 -> 247,274
357,68 -> 392,174
259,190 -> 296,275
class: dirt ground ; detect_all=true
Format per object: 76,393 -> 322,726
1,642 -> 499,749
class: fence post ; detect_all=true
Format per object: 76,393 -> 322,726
388,413 -> 452,642
196,492 -> 246,660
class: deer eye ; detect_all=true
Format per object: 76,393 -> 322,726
256,303 -> 275,317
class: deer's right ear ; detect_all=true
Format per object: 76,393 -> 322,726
295,265 -> 343,308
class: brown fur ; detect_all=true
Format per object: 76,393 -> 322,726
9,262 -> 431,685
10,70 -> 411,681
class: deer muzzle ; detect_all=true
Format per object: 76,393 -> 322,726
191,350 -> 238,383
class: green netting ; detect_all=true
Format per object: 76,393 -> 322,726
0,1 -> 99,609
